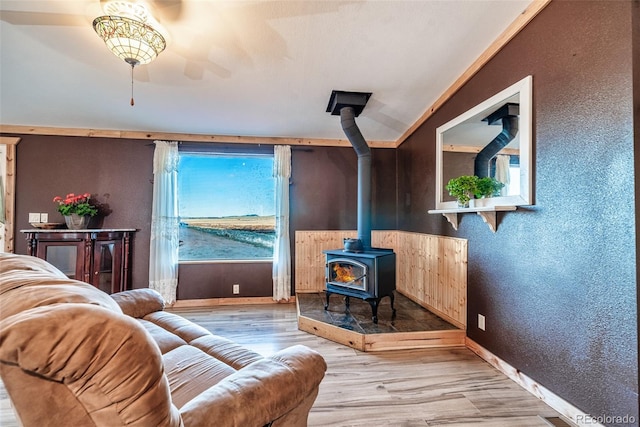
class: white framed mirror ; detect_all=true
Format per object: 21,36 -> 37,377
435,75 -> 533,210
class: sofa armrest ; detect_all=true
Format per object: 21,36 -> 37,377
110,288 -> 165,318
179,345 -> 327,427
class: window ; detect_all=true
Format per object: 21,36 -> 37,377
178,152 -> 275,261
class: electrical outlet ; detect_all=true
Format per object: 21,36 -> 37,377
28,213 -> 41,223
40,213 -> 49,223
232,284 -> 240,295
478,314 -> 486,331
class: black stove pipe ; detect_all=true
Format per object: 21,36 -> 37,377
340,106 -> 372,251
474,103 -> 519,178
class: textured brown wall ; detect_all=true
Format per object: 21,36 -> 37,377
11,136 -> 396,299
398,1 -> 638,421
634,0 -> 640,402
290,146 -> 397,232
177,262 -> 273,299
14,136 -> 154,287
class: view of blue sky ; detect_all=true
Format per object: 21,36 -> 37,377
178,153 -> 275,218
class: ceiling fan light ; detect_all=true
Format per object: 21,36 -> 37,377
93,15 -> 166,65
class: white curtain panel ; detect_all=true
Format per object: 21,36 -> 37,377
495,154 -> 511,196
149,141 -> 180,304
272,145 -> 292,302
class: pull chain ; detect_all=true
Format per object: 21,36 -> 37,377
130,63 -> 135,106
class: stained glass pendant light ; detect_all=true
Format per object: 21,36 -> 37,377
92,1 -> 166,105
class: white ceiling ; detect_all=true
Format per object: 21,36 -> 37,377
0,0 -> 533,144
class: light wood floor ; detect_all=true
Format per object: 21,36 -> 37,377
1,304 -> 564,426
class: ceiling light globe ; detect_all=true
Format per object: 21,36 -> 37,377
93,15 -> 166,65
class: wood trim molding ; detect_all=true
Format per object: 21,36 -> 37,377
465,337 -> 603,427
170,296 -> 296,308
0,125 -> 396,149
442,145 -> 519,155
394,0 -> 552,147
0,136 -> 20,253
0,137 -> 20,146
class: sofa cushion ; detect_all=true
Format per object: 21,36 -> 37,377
139,318 -> 189,354
0,283 -> 123,320
144,310 -> 213,342
143,311 -> 264,369
110,288 -> 165,318
163,345 -> 237,408
0,254 -> 122,320
0,252 -> 67,278
190,335 -> 263,370
179,345 -> 327,427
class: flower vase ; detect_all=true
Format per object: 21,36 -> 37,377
64,214 -> 90,230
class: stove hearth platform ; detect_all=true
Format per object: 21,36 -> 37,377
297,292 -> 465,352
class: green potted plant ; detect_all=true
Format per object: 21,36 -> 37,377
445,175 -> 478,208
474,177 -> 505,198
53,192 -> 99,230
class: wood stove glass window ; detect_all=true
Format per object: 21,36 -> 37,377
327,258 -> 367,291
178,152 -> 275,261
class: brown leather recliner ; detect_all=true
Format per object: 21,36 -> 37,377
0,253 -> 326,426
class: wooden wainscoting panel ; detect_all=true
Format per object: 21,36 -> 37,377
371,230 -> 398,251
395,231 -> 467,329
294,230 -> 356,292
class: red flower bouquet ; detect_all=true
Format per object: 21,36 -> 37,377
53,193 -> 99,217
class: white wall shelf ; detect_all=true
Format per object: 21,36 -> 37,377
428,206 -> 517,232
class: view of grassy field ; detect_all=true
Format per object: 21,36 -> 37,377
181,215 -> 275,231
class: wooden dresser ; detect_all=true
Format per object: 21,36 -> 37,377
21,229 -> 136,294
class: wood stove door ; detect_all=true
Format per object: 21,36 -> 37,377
326,258 -> 368,291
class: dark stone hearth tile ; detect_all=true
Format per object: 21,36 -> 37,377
297,298 -> 319,311
332,318 -> 365,334
326,311 -> 352,323
334,322 -> 365,333
328,314 -> 366,333
359,321 -> 397,334
304,309 -> 335,324
298,292 -> 461,335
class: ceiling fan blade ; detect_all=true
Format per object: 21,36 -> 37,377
183,61 -> 204,81
148,0 -> 183,23
0,11 -> 87,26
182,60 -> 230,81
97,0 -> 183,23
199,61 -> 232,80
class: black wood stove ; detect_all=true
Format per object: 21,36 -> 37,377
323,91 -> 397,323
324,248 -> 396,323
